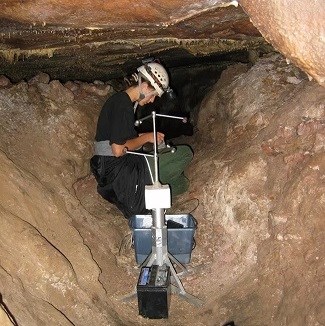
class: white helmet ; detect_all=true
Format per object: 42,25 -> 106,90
137,62 -> 169,97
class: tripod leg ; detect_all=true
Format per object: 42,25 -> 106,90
168,253 -> 187,276
170,285 -> 204,307
165,256 -> 204,307
119,286 -> 137,302
165,257 -> 186,293
140,252 -> 155,267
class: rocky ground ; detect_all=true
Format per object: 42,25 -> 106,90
0,54 -> 324,326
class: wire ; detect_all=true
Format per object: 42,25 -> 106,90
189,198 -> 200,214
144,156 -> 154,184
176,197 -> 199,215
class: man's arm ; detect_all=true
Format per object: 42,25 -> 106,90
111,132 -> 165,157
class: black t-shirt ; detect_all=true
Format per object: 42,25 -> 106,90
95,92 -> 137,145
91,91 -> 150,218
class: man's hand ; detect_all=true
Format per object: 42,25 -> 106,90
112,132 -> 165,157
146,132 -> 165,144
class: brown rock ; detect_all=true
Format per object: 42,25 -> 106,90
0,75 -> 11,88
28,72 -> 50,85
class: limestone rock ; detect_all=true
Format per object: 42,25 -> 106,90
188,54 -> 324,325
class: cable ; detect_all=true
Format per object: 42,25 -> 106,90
188,198 -> 200,214
174,197 -> 200,215
144,155 -> 154,184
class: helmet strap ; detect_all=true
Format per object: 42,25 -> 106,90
136,75 -> 146,101
133,78 -> 146,113
134,75 -> 157,111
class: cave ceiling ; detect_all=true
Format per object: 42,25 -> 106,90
1,0 -> 323,85
0,0 -> 271,82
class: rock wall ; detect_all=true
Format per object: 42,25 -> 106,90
187,53 -> 325,325
0,77 -> 129,325
239,0 -> 325,87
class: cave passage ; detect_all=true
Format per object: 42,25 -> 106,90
0,3 -> 324,323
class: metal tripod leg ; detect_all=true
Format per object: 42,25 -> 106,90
120,287 -> 137,302
165,255 -> 203,307
168,253 -> 187,276
119,252 -> 157,303
141,251 -> 156,267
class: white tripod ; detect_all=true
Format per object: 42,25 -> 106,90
125,111 -> 202,306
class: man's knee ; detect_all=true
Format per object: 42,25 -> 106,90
177,145 -> 193,162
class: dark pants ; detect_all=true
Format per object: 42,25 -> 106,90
90,154 -> 150,218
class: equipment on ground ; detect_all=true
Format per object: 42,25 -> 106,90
123,111 -> 202,319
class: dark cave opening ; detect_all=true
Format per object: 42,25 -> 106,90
0,46 -> 262,143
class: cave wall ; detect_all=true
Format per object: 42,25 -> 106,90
0,78 -> 129,325
188,53 -> 325,325
0,0 -> 324,325
0,53 -> 324,325
239,0 -> 325,87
